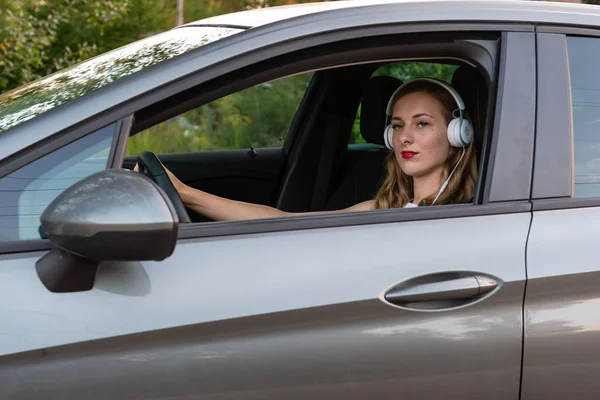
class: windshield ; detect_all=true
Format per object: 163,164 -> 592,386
0,26 -> 242,133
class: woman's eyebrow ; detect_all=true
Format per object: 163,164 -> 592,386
391,113 -> 434,121
413,113 -> 433,119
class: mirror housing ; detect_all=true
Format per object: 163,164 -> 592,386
37,169 -> 179,292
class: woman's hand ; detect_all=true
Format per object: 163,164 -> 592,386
133,160 -> 188,198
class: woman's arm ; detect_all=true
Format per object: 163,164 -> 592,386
157,164 -> 374,221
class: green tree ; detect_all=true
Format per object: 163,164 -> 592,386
184,0 -> 329,22
0,0 -> 132,93
0,0 -> 179,94
0,0 -> 330,94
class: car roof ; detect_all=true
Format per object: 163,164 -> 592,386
183,0 -> 600,29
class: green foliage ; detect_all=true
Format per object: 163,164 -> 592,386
0,0 -> 330,94
183,0 -> 327,22
127,73 -> 313,154
0,0 -> 131,93
372,62 -> 458,84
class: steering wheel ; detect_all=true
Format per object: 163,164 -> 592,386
136,151 -> 191,223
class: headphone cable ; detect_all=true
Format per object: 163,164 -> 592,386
432,146 -> 466,205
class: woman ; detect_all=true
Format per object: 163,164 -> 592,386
137,77 -> 478,221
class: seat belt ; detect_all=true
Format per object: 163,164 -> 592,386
311,114 -> 343,211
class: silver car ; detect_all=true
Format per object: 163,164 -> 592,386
0,0 -> 599,398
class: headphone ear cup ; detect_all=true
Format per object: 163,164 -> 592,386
383,124 -> 394,150
447,118 -> 472,147
461,119 -> 473,146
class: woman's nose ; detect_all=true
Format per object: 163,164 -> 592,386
396,126 -> 413,145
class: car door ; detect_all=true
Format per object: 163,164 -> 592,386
0,29 -> 533,400
523,31 -> 600,399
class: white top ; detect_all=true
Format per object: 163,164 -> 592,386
403,202 -> 418,208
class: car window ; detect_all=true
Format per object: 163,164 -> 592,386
126,72 -> 313,155
349,61 -> 459,145
0,124 -> 116,242
566,36 -> 600,198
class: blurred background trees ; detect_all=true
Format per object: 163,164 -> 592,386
0,0 -> 325,94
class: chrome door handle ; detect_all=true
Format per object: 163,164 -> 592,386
383,272 -> 498,310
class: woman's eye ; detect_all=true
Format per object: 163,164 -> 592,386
417,121 -> 428,128
392,124 -> 403,130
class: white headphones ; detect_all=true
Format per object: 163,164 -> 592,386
383,77 -> 472,150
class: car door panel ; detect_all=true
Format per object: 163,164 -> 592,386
523,208 -> 600,399
0,211 -> 529,399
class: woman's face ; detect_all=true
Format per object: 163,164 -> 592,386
391,91 -> 451,179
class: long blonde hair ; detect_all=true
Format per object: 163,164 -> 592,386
374,80 -> 478,209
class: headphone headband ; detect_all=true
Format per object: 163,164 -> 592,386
385,77 -> 466,116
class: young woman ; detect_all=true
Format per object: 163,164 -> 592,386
136,77 -> 478,221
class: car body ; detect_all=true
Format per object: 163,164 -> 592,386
1,0 -> 600,398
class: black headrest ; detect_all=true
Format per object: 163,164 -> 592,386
360,76 -> 403,146
451,65 -> 488,149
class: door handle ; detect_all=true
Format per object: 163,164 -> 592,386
383,272 -> 498,310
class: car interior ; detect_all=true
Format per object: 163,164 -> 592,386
123,52 -> 490,224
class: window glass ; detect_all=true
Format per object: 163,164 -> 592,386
127,72 -> 313,155
0,124 -> 115,241
567,36 -> 600,198
349,62 -> 459,145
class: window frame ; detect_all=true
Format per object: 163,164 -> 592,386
532,28 -> 600,211
0,23 -> 535,254
178,30 -> 536,240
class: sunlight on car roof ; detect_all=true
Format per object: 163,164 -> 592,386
0,26 -> 242,133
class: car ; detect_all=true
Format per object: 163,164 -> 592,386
1,0 -> 599,398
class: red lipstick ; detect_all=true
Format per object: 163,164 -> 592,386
401,151 -> 418,159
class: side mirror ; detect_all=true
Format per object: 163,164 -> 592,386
36,169 -> 179,293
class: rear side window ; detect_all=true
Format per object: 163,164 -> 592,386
566,36 -> 600,198
0,124 -> 115,241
